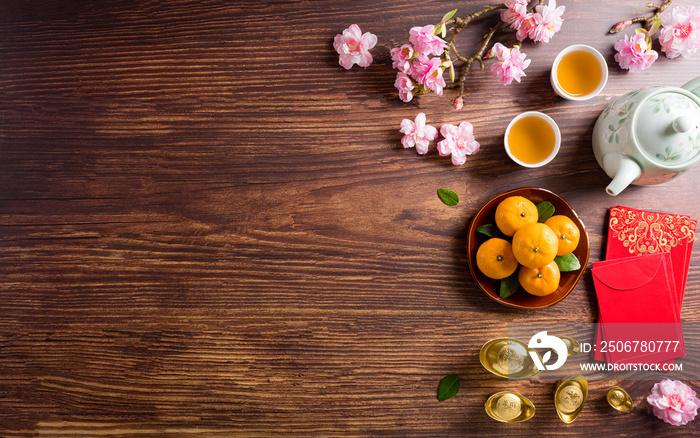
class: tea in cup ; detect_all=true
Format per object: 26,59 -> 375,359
551,44 -> 608,100
504,111 -> 561,168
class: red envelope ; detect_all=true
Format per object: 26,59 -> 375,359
593,255 -> 682,365
592,252 -> 685,365
606,206 -> 695,302
593,206 -> 696,362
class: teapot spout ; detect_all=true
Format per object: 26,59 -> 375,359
603,155 -> 642,196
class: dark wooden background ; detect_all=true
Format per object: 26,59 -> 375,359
2,0 -> 700,436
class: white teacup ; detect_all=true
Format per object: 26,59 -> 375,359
551,44 -> 608,101
504,111 -> 561,168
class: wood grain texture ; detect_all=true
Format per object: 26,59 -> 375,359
2,0 -> 700,436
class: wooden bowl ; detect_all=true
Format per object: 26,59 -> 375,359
467,187 -> 589,309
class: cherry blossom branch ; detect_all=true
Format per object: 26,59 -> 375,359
442,5 -> 506,98
389,1 -> 565,109
447,22 -> 504,98
445,4 -> 507,37
609,0 -> 673,33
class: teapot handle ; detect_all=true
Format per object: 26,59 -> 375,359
682,77 -> 700,98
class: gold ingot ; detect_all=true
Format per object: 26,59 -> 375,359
479,338 -> 541,379
559,336 -> 580,357
554,375 -> 588,423
607,386 -> 633,413
485,391 -> 536,423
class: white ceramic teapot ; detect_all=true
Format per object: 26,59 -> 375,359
592,77 -> 700,196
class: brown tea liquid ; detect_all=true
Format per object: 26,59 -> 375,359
556,50 -> 603,97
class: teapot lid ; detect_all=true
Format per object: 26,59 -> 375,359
634,90 -> 700,166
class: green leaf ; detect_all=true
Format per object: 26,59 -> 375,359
608,124 -> 616,131
476,223 -> 506,239
437,374 -> 461,401
649,16 -> 662,36
554,253 -> 581,272
441,23 -> 447,38
449,64 -> 455,83
499,271 -> 520,299
437,188 -> 459,206
441,8 -> 458,23
615,133 -> 619,144
536,201 -> 555,223
645,33 -> 653,48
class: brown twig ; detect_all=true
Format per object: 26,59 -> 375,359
441,4 -> 506,99
445,4 -> 507,41
408,1 -> 550,107
609,0 -> 672,33
447,22 -> 504,98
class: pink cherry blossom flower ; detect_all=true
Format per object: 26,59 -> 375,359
390,44 -> 415,73
399,112 -> 438,154
333,24 -> 378,70
614,32 -> 658,71
503,0 -> 527,9
410,55 -> 432,83
422,60 -> 446,95
411,55 -> 445,94
658,5 -> 700,59
394,73 -> 415,103
501,0 -> 529,30
437,122 -> 480,165
516,13 -> 538,41
490,42 -> 531,85
409,25 -> 447,56
647,380 -> 700,426
454,97 -> 464,111
529,0 -> 565,43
